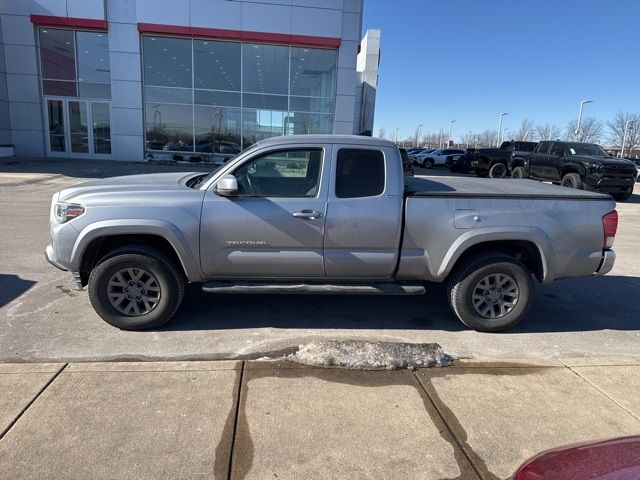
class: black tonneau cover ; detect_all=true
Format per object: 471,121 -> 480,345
405,176 -> 611,200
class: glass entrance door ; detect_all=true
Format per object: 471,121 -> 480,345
45,97 -> 112,158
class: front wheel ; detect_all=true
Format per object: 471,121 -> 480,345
422,158 -> 434,169
88,245 -> 185,330
561,172 -> 583,190
447,253 -> 534,332
612,191 -> 633,202
489,163 -> 508,178
511,166 -> 527,179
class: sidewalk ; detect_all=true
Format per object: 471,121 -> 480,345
0,358 -> 639,480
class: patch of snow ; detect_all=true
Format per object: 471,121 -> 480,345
286,340 -> 454,370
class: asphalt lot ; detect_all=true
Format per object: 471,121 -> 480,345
1,158 -> 639,362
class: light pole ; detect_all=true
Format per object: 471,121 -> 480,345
497,112 -> 508,146
621,120 -> 635,158
574,100 -> 593,140
448,120 -> 456,147
394,128 -> 399,144
466,130 -> 472,148
415,124 -> 423,147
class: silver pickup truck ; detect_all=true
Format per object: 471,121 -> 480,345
46,135 -> 618,332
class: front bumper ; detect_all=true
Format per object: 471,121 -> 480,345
595,250 -> 616,276
584,174 -> 635,193
45,244 -> 67,271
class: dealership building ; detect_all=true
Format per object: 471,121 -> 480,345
0,0 -> 380,160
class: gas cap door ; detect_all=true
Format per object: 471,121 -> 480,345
454,209 -> 479,229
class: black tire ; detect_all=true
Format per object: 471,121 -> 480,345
447,252 -> 534,332
612,191 -> 633,202
511,166 -> 527,179
561,172 -> 583,190
88,245 -> 185,330
475,169 -> 489,178
489,162 -> 508,178
423,158 -> 434,169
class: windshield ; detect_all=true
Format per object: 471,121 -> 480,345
565,143 -> 608,157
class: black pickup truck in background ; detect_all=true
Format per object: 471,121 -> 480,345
471,141 -> 538,178
511,141 -> 636,201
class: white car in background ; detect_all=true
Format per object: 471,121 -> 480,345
415,148 -> 465,168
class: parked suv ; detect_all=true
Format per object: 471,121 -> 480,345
417,148 -> 465,168
512,141 -> 636,201
471,141 -> 538,178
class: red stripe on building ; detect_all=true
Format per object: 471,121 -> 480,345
137,23 -> 341,48
30,15 -> 108,30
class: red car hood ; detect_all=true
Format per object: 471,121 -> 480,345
513,436 -> 640,480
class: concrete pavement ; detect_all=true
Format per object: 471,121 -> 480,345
1,157 -> 640,362
0,358 -> 638,480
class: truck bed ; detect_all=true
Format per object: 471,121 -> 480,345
405,176 -> 610,200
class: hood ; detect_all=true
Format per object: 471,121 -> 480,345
58,172 -> 203,203
570,155 -> 635,167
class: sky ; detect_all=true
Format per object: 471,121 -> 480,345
362,0 -> 640,142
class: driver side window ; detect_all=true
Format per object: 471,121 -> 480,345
232,148 -> 323,197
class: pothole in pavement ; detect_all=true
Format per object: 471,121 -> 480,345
255,340 -> 454,370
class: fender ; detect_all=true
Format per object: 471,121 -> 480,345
510,155 -> 528,169
436,226 -> 556,283
561,161 -> 587,176
70,219 -> 203,282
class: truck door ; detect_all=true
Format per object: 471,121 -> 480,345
323,146 -> 404,278
529,141 -> 551,178
200,145 -> 330,278
548,143 -> 566,181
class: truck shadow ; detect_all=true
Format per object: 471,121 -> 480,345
0,274 -> 36,308
164,275 -> 640,333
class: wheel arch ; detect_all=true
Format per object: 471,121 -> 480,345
71,220 -> 203,287
438,229 -> 554,283
561,162 -> 585,178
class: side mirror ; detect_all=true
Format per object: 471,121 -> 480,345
216,174 -> 239,196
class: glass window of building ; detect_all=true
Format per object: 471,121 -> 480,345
145,103 -> 194,152
194,40 -> 240,92
142,36 -> 192,88
142,36 -> 338,153
38,28 -> 110,98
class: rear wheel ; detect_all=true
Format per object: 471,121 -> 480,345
447,253 -> 534,332
489,163 -> 508,178
423,158 -> 434,169
561,172 -> 583,190
88,245 -> 185,330
511,166 -> 527,179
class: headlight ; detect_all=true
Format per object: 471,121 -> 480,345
588,163 -> 602,174
54,202 -> 85,223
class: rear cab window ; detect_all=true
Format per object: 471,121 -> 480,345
336,148 -> 385,198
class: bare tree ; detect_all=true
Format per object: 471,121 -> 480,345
377,127 -> 387,139
565,117 -> 604,143
535,124 -> 562,141
460,132 -> 475,148
607,111 -> 639,156
476,129 -> 498,147
515,118 -> 535,141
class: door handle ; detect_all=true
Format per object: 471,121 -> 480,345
292,209 -> 323,220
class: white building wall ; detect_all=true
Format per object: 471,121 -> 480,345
0,0 -> 367,159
